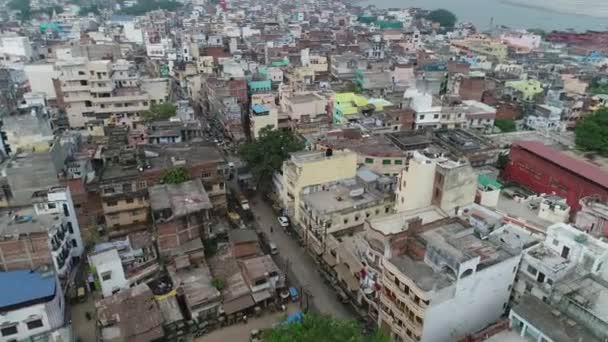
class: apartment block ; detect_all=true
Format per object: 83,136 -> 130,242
276,150 -> 358,229
378,218 -> 524,342
56,58 -> 167,129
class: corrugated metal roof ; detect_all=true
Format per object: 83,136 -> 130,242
514,140 -> 608,188
0,270 -> 56,310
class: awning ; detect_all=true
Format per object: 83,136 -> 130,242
335,263 -> 360,292
251,289 -> 272,303
223,294 -> 255,315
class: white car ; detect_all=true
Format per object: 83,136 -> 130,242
277,216 -> 290,227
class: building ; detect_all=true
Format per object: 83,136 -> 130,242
503,141 -> 608,214
462,100 -> 496,131
276,150 -> 358,228
0,270 -> 70,342
300,167 -> 395,254
168,262 -> 221,321
0,35 -> 33,61
149,179 -> 212,255
96,284 -> 164,342
395,151 -> 477,214
434,129 -> 499,167
511,223 -> 608,305
0,187 -> 84,279
281,92 -> 330,131
55,59 -> 164,129
330,53 -> 368,80
250,103 -> 278,139
378,218 -> 525,342
239,255 -> 285,307
575,196 -> 608,237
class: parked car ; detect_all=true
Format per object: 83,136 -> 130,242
277,216 -> 290,227
269,242 -> 279,255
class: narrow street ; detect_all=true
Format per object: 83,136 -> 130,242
248,193 -> 355,319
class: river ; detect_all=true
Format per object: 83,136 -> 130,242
361,0 -> 608,31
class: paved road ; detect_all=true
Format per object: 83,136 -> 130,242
249,194 -> 355,319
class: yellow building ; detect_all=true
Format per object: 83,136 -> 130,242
278,150 -> 358,229
451,35 -> 508,63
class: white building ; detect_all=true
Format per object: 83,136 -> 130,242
0,270 -> 71,341
0,36 -> 33,61
90,249 -> 128,298
24,64 -> 59,100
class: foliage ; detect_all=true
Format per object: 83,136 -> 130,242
238,128 -> 304,187
497,153 -> 510,170
527,28 -> 547,39
211,278 -> 225,291
588,77 -> 608,95
78,4 -> 100,16
575,108 -> 608,157
119,0 -> 182,15
494,119 -> 517,133
141,103 -> 177,123
426,9 -> 457,29
8,0 -> 31,20
203,238 -> 218,258
262,313 -> 389,342
162,167 -> 189,184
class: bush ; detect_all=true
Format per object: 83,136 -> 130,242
494,119 -> 517,133
426,9 -> 457,29
575,108 -> 608,156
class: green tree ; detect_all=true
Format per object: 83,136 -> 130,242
497,153 -> 510,170
141,103 -> 177,123
238,128 -> 304,187
119,0 -> 182,15
575,108 -> 608,156
162,167 -> 189,184
262,313 -> 389,342
211,278 -> 225,291
426,9 -> 457,29
588,77 -> 608,95
8,0 -> 31,20
494,119 -> 517,133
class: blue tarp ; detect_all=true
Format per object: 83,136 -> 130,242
289,287 -> 298,298
284,311 -> 303,325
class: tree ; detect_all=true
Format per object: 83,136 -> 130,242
497,153 -> 510,171
162,167 -> 189,184
426,9 -> 457,29
575,108 -> 608,156
141,103 -> 177,123
238,128 -> 304,187
8,0 -> 31,20
211,278 -> 224,291
262,313 -> 389,342
494,119 -> 517,133
587,77 -> 608,95
119,0 -> 182,15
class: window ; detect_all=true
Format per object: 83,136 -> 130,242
394,160 -> 403,165
27,319 -> 44,330
524,282 -> 533,293
526,265 -> 538,276
547,278 -> 553,286
103,187 -> 115,194
72,239 -> 77,248
67,222 -> 73,234
47,203 -> 57,209
418,115 -> 425,120
365,158 -> 374,164
434,114 -> 439,119
537,272 -> 545,283
101,271 -> 112,281
385,207 -> 390,213
106,200 -> 118,207
343,218 -> 349,224
125,198 -> 134,204
1,325 -> 17,336
63,204 -> 70,217
382,159 -> 391,165
201,171 -> 212,178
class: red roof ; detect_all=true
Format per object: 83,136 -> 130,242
513,140 -> 608,188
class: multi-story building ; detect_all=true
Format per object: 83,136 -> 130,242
330,53 -> 368,80
56,58 -> 164,129
394,151 -> 477,214
300,167 -> 395,254
150,179 -> 212,255
250,103 -> 278,139
281,92 -> 331,133
575,196 -> 608,237
0,186 -> 83,279
276,150 -> 358,229
0,270 -> 70,341
378,218 -> 524,342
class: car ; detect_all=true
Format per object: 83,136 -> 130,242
269,242 -> 278,255
277,216 -> 289,227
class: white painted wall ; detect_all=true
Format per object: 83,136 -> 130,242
90,249 -> 128,298
421,255 -> 520,342
24,64 -> 58,100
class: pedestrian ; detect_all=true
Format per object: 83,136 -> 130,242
270,226 -> 274,233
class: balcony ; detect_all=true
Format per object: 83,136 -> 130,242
62,84 -> 90,92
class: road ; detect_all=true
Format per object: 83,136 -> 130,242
248,193 -> 355,319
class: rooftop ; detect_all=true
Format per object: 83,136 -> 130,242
513,140 -> 608,188
368,206 -> 448,236
386,131 -> 433,151
0,207 -> 61,236
168,264 -> 220,308
389,254 -> 453,292
0,270 -> 57,311
288,93 -> 324,104
301,178 -> 388,215
228,229 -> 259,244
239,255 -> 281,280
149,179 -> 212,217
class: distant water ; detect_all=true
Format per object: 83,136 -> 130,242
361,0 -> 608,31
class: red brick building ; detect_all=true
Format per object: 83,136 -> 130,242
503,141 -> 608,213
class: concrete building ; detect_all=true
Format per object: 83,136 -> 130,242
330,53 -> 368,80
394,151 -> 477,214
300,167 -> 395,254
250,103 -> 278,139
23,63 -> 59,101
239,255 -> 285,306
0,35 -> 33,61
276,150 -> 358,228
511,223 -> 608,305
55,59 -> 162,129
281,92 -> 330,129
575,196 -> 608,237
149,179 -> 212,255
0,186 -> 84,279
0,270 -> 70,342
378,218 -> 525,342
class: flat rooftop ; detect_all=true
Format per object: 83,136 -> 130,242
386,131 -> 433,151
149,179 -> 212,216
288,93 -> 323,104
368,206 -> 448,236
0,270 -> 56,311
0,207 -> 60,236
290,149 -> 352,164
302,180 -> 386,215
389,254 -> 453,292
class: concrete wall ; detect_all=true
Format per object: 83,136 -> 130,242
395,154 -> 436,212
421,255 -> 520,342
24,64 -> 59,100
91,249 -> 128,298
